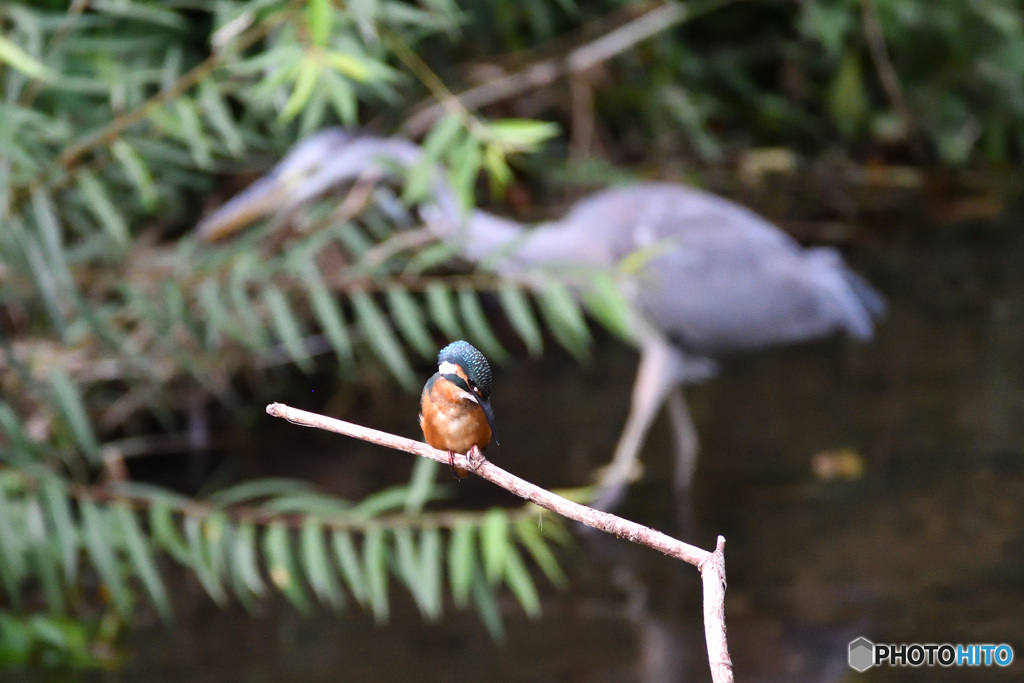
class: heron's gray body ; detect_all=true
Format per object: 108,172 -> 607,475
506,182 -> 883,356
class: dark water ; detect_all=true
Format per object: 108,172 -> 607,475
113,221 -> 1024,682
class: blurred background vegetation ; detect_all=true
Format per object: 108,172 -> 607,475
1,0 -> 1022,669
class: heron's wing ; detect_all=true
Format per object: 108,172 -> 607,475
638,238 -> 878,353
558,183 -> 799,251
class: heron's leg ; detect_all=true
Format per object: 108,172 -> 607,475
591,340 -> 683,511
186,389 -> 211,490
666,387 -> 700,492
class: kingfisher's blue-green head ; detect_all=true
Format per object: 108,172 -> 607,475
437,340 -> 492,399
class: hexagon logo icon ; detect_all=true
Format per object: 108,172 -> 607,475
849,637 -> 875,672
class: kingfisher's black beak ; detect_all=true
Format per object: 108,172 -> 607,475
480,396 -> 498,446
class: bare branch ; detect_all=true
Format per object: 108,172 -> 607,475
701,536 -> 734,682
860,0 -> 923,160
401,1 -> 738,138
266,401 -> 734,682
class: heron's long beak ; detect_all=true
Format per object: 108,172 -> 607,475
195,128 -> 354,242
195,173 -> 292,242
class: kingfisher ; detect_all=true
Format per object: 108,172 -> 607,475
419,340 -> 497,478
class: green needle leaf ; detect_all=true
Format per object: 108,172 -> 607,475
0,486 -> 27,605
149,499 -> 191,565
393,527 -> 426,612
40,477 -> 78,584
111,140 -> 158,210
184,514 -> 227,606
307,0 -> 332,47
580,273 -> 634,342
208,478 -> 315,506
0,35 -> 57,80
363,527 -> 389,623
387,287 -> 435,359
332,530 -> 368,606
404,458 -> 438,515
502,545 -> 541,618
425,283 -> 463,341
457,286 -> 509,363
25,498 -> 65,615
298,260 -> 354,364
351,288 -> 416,389
498,285 -> 543,357
264,522 -> 311,613
301,518 -> 344,611
264,284 -> 314,372
481,508 -> 509,585
232,521 -> 266,600
113,504 -> 172,621
471,567 -> 505,641
280,59 -> 321,123
537,280 -> 591,359
448,521 -> 475,609
77,171 -> 130,248
48,368 -> 100,464
514,517 -> 568,588
419,527 -> 442,620
80,499 -> 131,615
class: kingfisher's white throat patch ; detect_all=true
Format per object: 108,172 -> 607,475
438,361 -> 478,403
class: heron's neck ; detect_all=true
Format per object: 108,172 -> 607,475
337,138 -> 520,262
427,206 -> 612,270
422,203 -> 524,262
341,136 -> 607,267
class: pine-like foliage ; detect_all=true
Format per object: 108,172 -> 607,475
0,1 -> 636,663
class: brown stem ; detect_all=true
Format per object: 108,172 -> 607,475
401,0 -> 738,138
701,536 -> 734,682
266,401 -> 734,682
860,0 -> 923,160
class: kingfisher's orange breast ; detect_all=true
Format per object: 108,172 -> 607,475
419,375 -> 492,455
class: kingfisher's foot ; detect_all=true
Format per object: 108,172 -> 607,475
446,450 -> 462,480
467,445 -> 486,472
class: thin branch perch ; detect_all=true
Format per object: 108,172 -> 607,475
266,402 -> 733,683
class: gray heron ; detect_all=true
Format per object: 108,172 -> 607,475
196,129 -> 885,509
